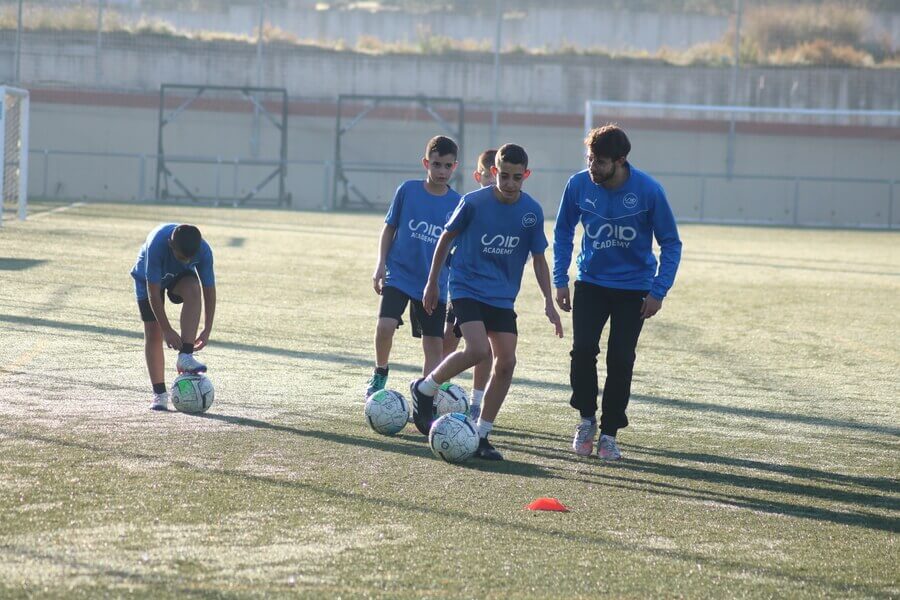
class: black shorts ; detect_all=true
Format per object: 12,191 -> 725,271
445,305 -> 462,339
136,270 -> 198,323
451,297 -> 518,335
379,285 -> 446,338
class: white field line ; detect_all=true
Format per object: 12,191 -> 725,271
28,202 -> 88,219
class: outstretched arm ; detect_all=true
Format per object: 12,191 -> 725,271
533,253 -> 563,338
194,285 -> 216,350
147,283 -> 182,349
423,229 -> 459,315
553,179 -> 580,312
372,223 -> 397,295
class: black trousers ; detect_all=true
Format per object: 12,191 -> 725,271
569,281 -> 648,437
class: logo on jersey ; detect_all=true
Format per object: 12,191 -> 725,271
408,219 -> 443,243
522,212 -> 538,228
623,193 -> 638,209
481,233 -> 520,255
583,197 -> 598,209
585,223 -> 637,249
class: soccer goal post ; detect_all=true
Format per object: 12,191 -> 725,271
0,86 -> 29,226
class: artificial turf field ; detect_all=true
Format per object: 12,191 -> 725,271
0,202 -> 897,598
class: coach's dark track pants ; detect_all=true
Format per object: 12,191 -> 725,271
569,281 -> 648,437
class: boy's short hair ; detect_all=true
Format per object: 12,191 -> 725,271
585,124 -> 631,161
496,143 -> 528,169
171,224 -> 202,258
477,149 -> 497,172
425,135 -> 459,159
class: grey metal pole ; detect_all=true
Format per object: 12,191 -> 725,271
14,0 -> 23,83
251,0 -> 265,158
726,0 -> 742,179
96,0 -> 105,84
490,0 -> 503,149
256,0 -> 265,87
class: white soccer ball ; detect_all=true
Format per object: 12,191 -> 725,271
365,389 -> 409,435
435,382 -> 469,416
171,373 -> 215,414
429,413 -> 479,463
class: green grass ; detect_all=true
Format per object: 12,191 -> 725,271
0,202 -> 897,598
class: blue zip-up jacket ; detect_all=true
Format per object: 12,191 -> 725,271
553,166 -> 682,299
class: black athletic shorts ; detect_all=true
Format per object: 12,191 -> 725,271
379,285 -> 446,338
450,297 -> 517,335
445,304 -> 463,339
136,270 -> 198,323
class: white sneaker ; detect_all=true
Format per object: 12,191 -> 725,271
176,352 -> 207,374
598,434 -> 622,461
572,419 -> 597,456
151,392 -> 169,411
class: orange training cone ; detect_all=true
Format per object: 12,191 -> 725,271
526,497 -> 569,512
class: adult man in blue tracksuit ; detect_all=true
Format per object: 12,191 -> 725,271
553,124 -> 682,461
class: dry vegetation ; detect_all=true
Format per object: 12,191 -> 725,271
0,2 -> 896,67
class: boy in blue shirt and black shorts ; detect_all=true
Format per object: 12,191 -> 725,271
367,136 -> 462,399
442,148 -> 497,422
553,124 -> 682,461
131,223 -> 216,411
413,143 -> 564,459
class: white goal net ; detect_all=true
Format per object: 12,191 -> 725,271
1,86 -> 30,226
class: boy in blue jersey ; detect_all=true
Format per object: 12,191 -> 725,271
553,124 -> 682,460
131,223 -> 216,411
442,148 -> 497,422
367,136 -> 462,398
413,144 -> 564,459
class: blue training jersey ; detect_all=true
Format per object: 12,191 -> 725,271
130,223 -> 215,300
384,180 -> 461,303
445,186 -> 548,309
553,166 -> 682,299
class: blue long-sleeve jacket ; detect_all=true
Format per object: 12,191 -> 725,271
553,167 -> 682,299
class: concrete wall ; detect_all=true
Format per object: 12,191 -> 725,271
26,95 -> 900,228
5,31 -> 898,227
4,32 -> 900,115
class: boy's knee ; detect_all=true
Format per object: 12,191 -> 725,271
143,323 -> 163,343
493,355 -> 517,378
466,345 -> 491,365
375,319 -> 397,337
175,277 -> 200,300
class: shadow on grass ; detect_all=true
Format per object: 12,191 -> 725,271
198,413 -> 553,479
489,431 -> 900,533
3,313 -> 898,439
0,258 -> 47,271
628,444 -> 900,494
2,425 -> 892,597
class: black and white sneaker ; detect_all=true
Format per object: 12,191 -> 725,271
410,378 -> 435,436
474,437 -> 503,461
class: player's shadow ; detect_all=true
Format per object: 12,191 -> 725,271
492,428 -> 900,533
595,460 -> 898,534
627,444 -> 900,494
4,313 -> 898,439
1,425 -> 891,597
197,413 -> 553,479
0,257 -> 47,271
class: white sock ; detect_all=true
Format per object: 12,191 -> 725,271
471,389 -> 484,408
417,375 -> 439,397
477,418 -> 493,439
